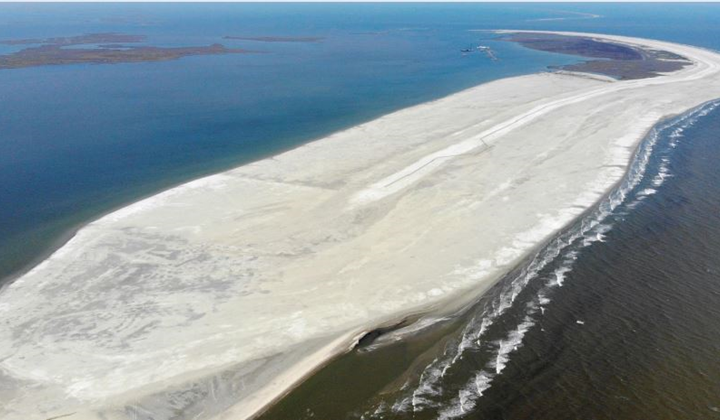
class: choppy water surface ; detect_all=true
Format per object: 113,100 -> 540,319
259,102 -> 720,420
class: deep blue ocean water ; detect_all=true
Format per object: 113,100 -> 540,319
3,3 -> 720,283
0,3 -> 585,281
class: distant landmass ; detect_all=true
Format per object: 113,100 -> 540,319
503,33 -> 691,80
0,32 -> 251,69
0,32 -> 146,46
223,35 -> 324,43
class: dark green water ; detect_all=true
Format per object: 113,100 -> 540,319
259,102 -> 720,419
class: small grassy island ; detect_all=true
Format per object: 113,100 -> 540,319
0,33 -> 250,69
503,33 -> 691,79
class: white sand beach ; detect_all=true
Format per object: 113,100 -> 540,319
2,31 -> 720,420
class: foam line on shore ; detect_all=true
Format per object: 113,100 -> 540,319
379,100 -> 720,420
224,32 -> 720,420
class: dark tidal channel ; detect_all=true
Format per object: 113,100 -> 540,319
259,102 -> 720,420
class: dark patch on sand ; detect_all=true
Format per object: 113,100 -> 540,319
45,413 -> 77,420
356,319 -> 412,348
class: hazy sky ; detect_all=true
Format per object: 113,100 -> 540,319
2,0 -> 718,3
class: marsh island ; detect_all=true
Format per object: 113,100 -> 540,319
0,33 -> 249,69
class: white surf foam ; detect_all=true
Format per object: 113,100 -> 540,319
373,99 -> 720,419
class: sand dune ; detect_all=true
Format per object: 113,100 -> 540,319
2,31 -> 720,420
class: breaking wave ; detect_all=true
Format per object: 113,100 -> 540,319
359,100 -> 720,419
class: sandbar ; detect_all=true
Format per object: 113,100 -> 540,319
1,31 -> 720,420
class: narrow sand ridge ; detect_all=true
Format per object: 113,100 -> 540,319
2,31 -> 720,420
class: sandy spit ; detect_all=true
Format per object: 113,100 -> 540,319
2,31 -> 720,420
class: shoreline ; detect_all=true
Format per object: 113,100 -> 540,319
0,53 -> 517,292
2,29 -> 685,289
258,99 -> 720,420
2,31 -> 720,420
203,32 -> 720,420
246,105 -> 686,420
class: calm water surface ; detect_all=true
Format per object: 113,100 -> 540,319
0,3 -> 582,282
